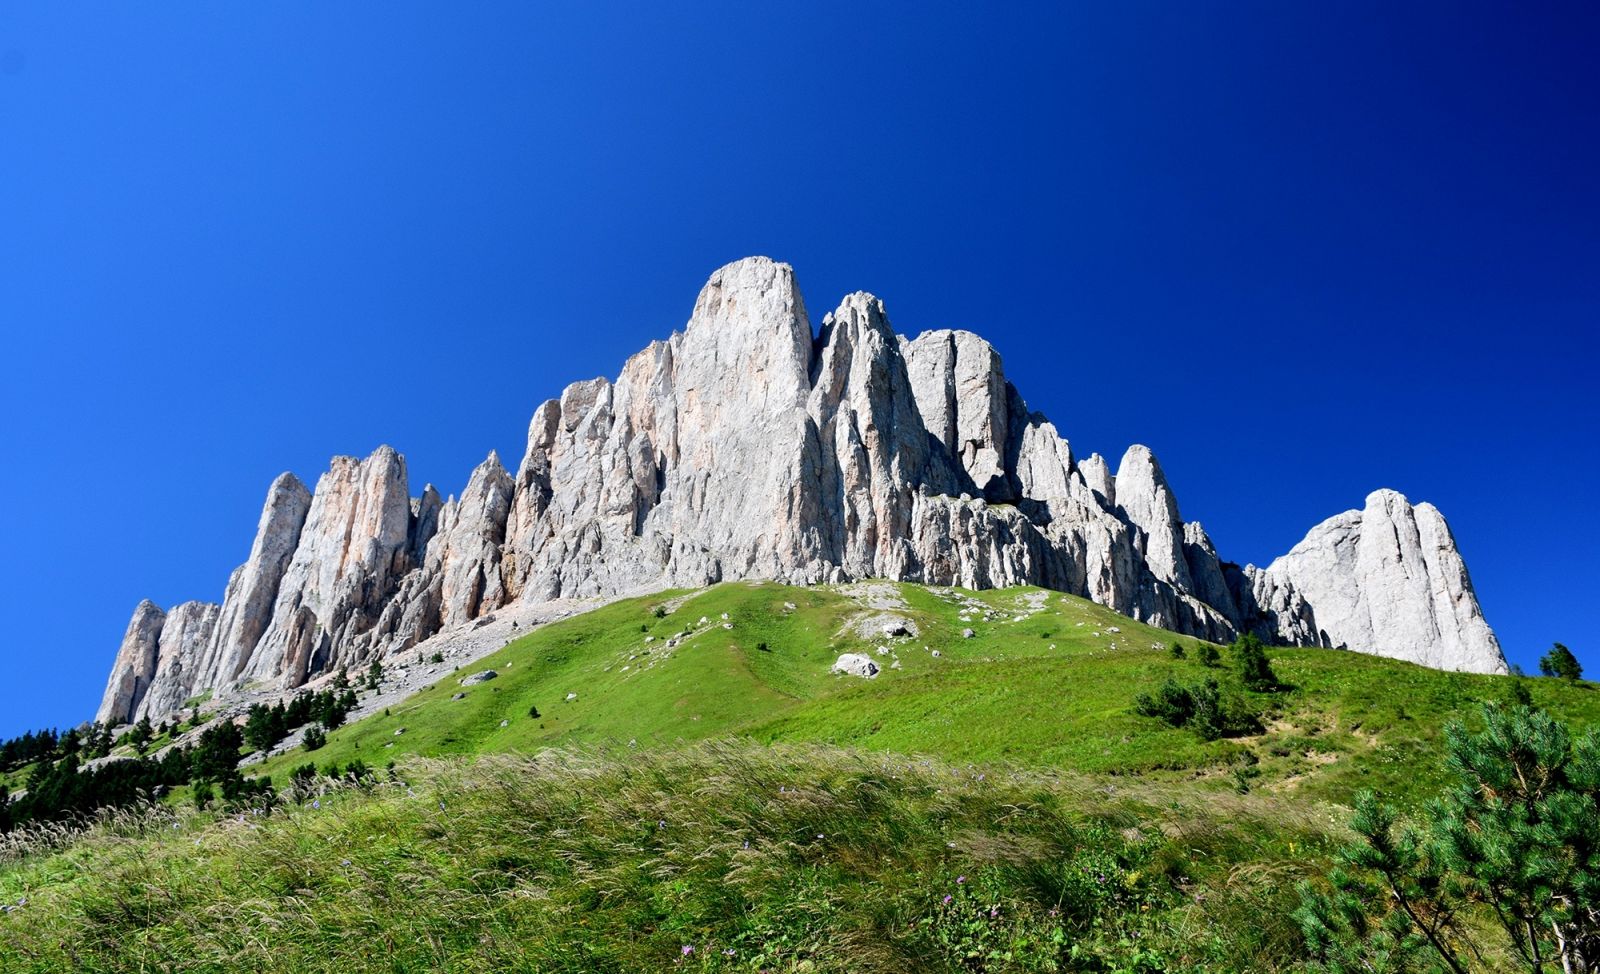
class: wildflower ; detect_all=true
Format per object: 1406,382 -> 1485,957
311,799 -> 320,810
989,907 -> 999,918
957,875 -> 966,884
681,945 -> 694,956
723,949 -> 736,957
816,833 -> 824,839
341,858 -> 351,867
658,819 -> 666,829
942,894 -> 953,905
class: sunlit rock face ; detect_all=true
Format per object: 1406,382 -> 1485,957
1263,489 -> 1506,674
101,257 -> 1506,723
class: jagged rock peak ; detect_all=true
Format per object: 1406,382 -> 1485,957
96,600 -> 167,725
98,258 -> 1510,723
200,471 -> 313,689
1115,445 -> 1192,591
1265,488 -> 1506,674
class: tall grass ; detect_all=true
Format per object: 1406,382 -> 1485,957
0,741 -> 1334,973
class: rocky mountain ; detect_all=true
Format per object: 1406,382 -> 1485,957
96,257 -> 1506,725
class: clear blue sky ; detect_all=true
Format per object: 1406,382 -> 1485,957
2,4 -> 1596,737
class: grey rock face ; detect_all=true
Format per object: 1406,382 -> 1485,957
200,473 -> 312,689
426,452 -> 515,628
101,257 -> 1508,721
247,446 -> 416,687
902,329 -> 1012,498
1115,445 -> 1193,592
1264,490 -> 1506,674
96,600 -> 167,725
133,601 -> 221,721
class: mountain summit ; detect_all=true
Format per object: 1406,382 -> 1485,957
97,257 -> 1505,725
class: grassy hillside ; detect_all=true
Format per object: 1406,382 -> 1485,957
1,742 -> 1342,973
255,581 -> 1598,808
2,581 -> 1594,972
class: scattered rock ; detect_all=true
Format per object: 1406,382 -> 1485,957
962,628 -> 975,639
459,669 -> 498,686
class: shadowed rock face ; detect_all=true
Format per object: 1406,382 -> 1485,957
100,257 -> 1507,723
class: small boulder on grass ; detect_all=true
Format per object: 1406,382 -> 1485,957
831,654 -> 880,679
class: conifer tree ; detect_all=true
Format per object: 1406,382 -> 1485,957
1539,642 -> 1583,682
1230,632 -> 1279,691
1297,704 -> 1600,972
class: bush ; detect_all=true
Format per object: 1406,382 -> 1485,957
429,652 -> 445,664
1230,633 -> 1279,691
1169,641 -> 1186,660
1134,676 -> 1260,741
1197,644 -> 1220,667
302,725 -> 327,752
652,606 -> 667,619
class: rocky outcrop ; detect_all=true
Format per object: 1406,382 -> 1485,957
1264,490 -> 1506,674
197,473 -> 313,690
101,257 -> 1507,722
96,600 -> 167,725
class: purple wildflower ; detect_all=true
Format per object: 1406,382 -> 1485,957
311,799 -> 320,810
956,875 -> 966,884
681,944 -> 694,956
942,894 -> 953,905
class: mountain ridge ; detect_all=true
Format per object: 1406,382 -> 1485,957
97,256 -> 1505,726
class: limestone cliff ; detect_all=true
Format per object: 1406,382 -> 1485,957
95,257 -> 1507,724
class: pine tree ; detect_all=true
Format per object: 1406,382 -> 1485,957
130,716 -> 153,755
1539,642 -> 1583,682
1231,633 -> 1279,691
1297,703 -> 1600,972
1430,705 -> 1599,971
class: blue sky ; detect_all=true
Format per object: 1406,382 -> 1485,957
1,3 -> 1596,737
